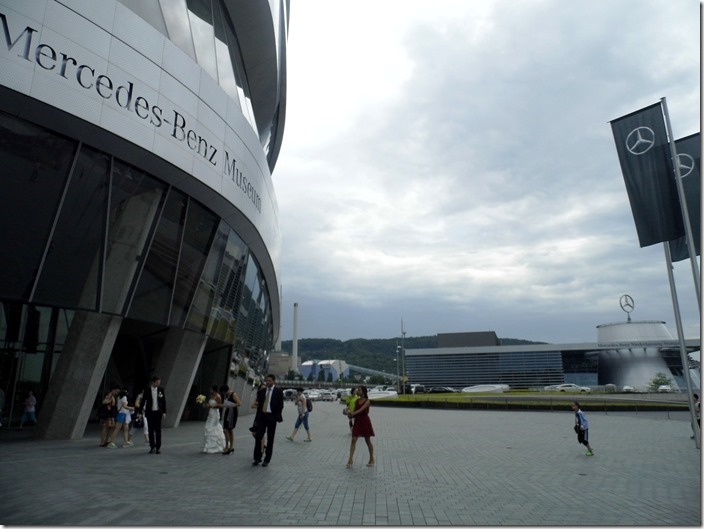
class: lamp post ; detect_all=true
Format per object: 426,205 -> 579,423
395,345 -> 401,391
400,327 -> 406,394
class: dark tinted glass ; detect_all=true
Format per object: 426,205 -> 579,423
102,160 -> 166,315
0,112 -> 77,300
32,145 -> 110,310
127,189 -> 187,324
170,200 -> 219,327
186,221 -> 229,333
207,229 -> 247,343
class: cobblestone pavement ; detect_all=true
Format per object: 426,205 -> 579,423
0,401 -> 700,526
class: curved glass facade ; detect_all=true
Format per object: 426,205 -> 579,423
0,0 -> 287,436
0,111 -> 274,423
119,0 -> 287,167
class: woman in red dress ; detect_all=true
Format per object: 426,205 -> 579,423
346,385 -> 375,467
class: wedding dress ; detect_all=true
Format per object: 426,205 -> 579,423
202,400 -> 226,453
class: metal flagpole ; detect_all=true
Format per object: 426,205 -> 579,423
663,242 -> 700,448
661,97 -> 701,311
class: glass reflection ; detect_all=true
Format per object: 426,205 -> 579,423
33,145 -> 110,311
170,200 -> 219,327
128,189 -> 187,324
102,161 -> 166,315
0,112 -> 78,300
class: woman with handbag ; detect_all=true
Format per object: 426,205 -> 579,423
98,385 -> 120,447
129,390 -> 147,444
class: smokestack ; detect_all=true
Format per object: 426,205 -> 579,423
275,285 -> 283,350
292,302 -> 299,372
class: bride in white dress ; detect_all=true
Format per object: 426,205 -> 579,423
202,385 -> 227,454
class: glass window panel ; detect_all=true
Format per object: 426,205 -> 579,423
214,38 -> 239,104
207,229 -> 247,342
170,200 -> 219,327
128,189 -> 187,324
186,220 -> 229,333
215,0 -> 258,134
187,0 -> 218,80
118,0 -> 169,36
159,0 -> 197,60
102,161 -> 166,315
0,112 -> 78,301
32,146 -> 109,310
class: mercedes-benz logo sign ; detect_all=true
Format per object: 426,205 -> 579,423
677,153 -> 695,178
619,294 -> 635,313
625,127 -> 655,155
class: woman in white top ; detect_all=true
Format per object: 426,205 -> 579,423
108,390 -> 133,448
285,388 -> 311,442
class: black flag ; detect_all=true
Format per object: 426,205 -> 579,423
611,102 -> 684,247
668,133 -> 701,262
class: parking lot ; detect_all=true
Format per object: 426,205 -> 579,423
0,400 -> 700,525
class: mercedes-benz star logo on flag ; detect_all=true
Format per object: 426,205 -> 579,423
619,294 -> 635,313
625,127 -> 655,155
677,153 -> 695,178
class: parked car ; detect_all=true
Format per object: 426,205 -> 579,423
318,390 -> 334,401
545,383 -> 591,393
410,384 -> 426,394
305,390 -> 321,401
657,385 -> 672,393
427,386 -> 458,393
622,385 -> 636,393
462,384 -> 509,393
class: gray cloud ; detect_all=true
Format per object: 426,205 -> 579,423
275,0 -> 700,343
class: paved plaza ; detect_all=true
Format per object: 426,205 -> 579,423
0,400 -> 700,526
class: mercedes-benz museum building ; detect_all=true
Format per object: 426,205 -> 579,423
0,0 -> 288,438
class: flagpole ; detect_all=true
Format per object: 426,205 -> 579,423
662,242 -> 700,448
661,97 -> 701,311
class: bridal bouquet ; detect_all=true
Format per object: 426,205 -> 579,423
195,394 -> 206,405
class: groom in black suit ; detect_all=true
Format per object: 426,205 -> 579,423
143,376 -> 166,454
252,374 -> 284,467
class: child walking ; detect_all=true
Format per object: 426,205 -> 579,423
571,401 -> 594,456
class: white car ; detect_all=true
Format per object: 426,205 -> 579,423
305,390 -> 321,401
461,384 -> 509,393
318,390 -> 334,402
622,385 -> 636,393
547,383 -> 591,393
657,385 -> 672,393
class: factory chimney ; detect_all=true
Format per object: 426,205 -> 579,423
292,302 -> 299,372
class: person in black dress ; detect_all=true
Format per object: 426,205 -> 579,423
220,384 -> 241,454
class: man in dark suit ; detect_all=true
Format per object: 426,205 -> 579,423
252,373 -> 284,467
143,376 -> 166,454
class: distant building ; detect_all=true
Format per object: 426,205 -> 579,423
437,331 -> 500,347
406,326 -> 700,390
267,351 -> 300,378
300,359 -> 350,381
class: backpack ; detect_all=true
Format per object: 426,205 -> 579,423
306,397 -> 313,413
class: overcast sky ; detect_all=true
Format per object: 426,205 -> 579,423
273,0 -> 701,345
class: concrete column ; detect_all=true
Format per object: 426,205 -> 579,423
35,311 -> 123,440
156,328 -> 208,428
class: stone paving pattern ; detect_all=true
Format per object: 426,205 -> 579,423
0,401 -> 700,526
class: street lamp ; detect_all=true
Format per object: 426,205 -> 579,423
395,345 -> 401,391
401,328 -> 406,394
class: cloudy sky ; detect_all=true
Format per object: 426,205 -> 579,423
273,0 -> 701,344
